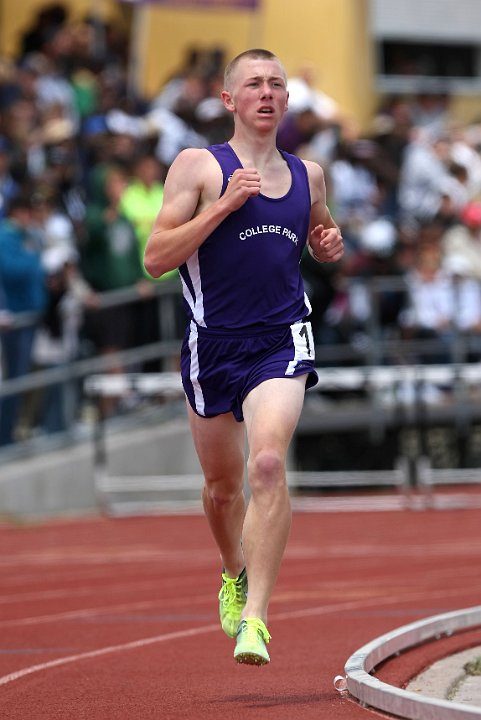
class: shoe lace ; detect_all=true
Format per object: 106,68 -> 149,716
219,574 -> 243,609
240,618 -> 271,644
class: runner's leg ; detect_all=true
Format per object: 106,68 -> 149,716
187,404 -> 246,578
241,375 -> 307,622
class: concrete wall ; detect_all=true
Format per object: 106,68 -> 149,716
0,418 -> 203,520
0,415 -> 297,520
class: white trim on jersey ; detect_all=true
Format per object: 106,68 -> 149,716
303,291 -> 312,315
185,251 -> 206,327
180,274 -> 195,316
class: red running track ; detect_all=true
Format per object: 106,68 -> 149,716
2,498 -> 481,720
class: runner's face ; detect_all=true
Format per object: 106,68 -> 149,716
222,58 -> 288,130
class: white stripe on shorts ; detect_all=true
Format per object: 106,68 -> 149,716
188,320 -> 205,415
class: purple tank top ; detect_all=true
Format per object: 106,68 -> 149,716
179,142 -> 312,330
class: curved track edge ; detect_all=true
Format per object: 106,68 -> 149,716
344,605 -> 481,719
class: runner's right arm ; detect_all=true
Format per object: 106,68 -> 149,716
144,148 -> 261,278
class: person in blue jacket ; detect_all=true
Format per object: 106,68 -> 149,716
0,192 -> 46,445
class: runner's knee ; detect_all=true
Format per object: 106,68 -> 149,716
203,476 -> 244,506
248,448 -> 284,491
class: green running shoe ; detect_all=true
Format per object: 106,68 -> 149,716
234,618 -> 271,665
218,568 -> 248,638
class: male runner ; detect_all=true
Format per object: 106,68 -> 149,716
144,48 -> 343,665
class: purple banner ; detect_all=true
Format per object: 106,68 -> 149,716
120,0 -> 259,7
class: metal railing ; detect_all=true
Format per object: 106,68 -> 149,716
0,276 -> 183,456
2,273 -> 481,477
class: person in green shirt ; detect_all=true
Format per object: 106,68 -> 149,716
119,152 -> 172,279
120,151 -> 181,371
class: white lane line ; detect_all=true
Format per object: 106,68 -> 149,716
3,558 -> 481,630
1,586 -> 480,689
0,600 -> 183,628
0,581 -> 164,606
0,623 -> 219,687
0,598 -> 381,688
0,591 -> 218,628
0,548 -> 215,568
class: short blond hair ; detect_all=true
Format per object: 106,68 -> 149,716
224,49 -> 287,91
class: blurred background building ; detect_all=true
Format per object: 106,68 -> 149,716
3,0 -> 481,130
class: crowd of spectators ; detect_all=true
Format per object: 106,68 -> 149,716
2,2 -> 481,444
